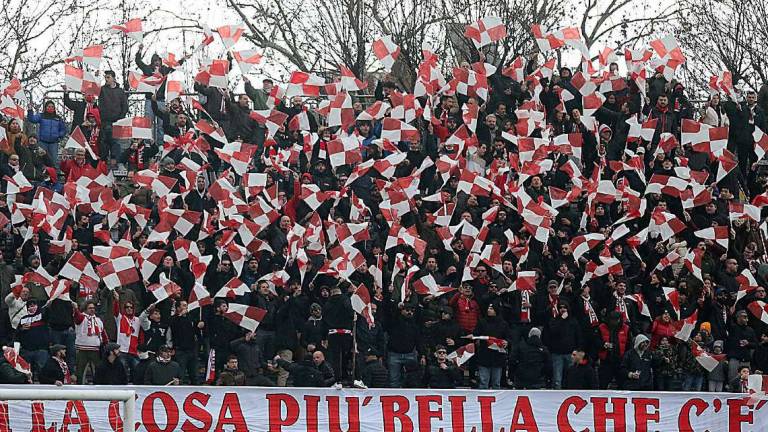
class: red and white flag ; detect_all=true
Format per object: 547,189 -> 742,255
748,301 -> 768,325
215,141 -> 257,175
111,18 -> 143,43
447,343 -> 475,367
134,170 -> 178,196
464,16 -> 506,48
112,117 -> 152,140
736,269 -> 760,302
673,310 -> 698,342
681,119 -> 728,155
338,65 -> 367,91
327,136 -> 362,168
650,209 -> 687,241
128,71 -> 165,93
65,45 -> 104,69
188,282 -> 213,312
691,341 -> 726,372
3,347 -> 30,375
693,226 -> 729,249
165,79 -> 183,101
381,118 -> 419,142
684,248 -> 704,281
217,24 -> 245,49
223,303 -> 267,332
351,283 -> 375,326
626,293 -> 652,318
754,127 -> 768,161
3,171 -> 32,195
372,36 -> 400,72
249,109 -> 289,138
96,256 -> 140,290
729,202 -> 761,223
148,274 -> 182,303
232,50 -> 263,74
569,233 -> 605,261
204,349 -> 216,384
64,65 -> 100,97
59,251 -> 100,293
215,277 -> 249,299
650,34 -> 686,62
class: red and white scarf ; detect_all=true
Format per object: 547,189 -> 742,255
54,357 -> 72,384
614,292 -> 629,323
582,295 -> 599,326
520,291 -> 531,323
548,294 -> 559,318
86,315 -> 102,336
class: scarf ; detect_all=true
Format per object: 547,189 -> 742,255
548,293 -> 559,318
219,89 -> 227,114
157,355 -> 171,364
119,313 -> 136,336
614,292 -> 629,323
86,315 -> 101,336
54,357 -> 71,384
582,295 -> 599,326
520,291 -> 531,322
88,125 -> 100,157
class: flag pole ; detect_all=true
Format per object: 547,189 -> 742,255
351,311 -> 357,384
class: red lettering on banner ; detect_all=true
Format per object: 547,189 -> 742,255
449,396 -> 466,432
142,392 -> 180,432
31,401 -> 54,432
213,393 -> 247,432
181,392 -> 212,432
416,395 -> 443,431
327,396 -> 361,432
381,395 -> 413,432
591,397 -> 627,432
0,401 -> 8,432
677,398 -> 707,431
61,400 -> 93,432
267,394 -> 299,432
727,399 -> 753,432
305,396 -> 320,432
632,398 -> 659,432
509,396 -> 538,432
108,400 -> 123,432
478,396 -> 495,432
557,396 -> 588,432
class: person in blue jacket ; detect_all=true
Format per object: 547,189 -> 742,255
27,101 -> 67,167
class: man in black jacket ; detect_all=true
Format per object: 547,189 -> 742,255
97,71 -> 128,164
94,343 -> 128,385
425,345 -> 462,388
135,44 -> 188,144
510,327 -> 551,389
144,345 -> 181,386
323,286 -> 354,384
207,299 -> 243,372
726,310 -> 758,383
169,300 -> 201,384
564,349 -> 597,390
620,334 -> 653,390
544,301 -> 582,389
361,348 -> 389,388
38,344 -> 71,385
386,302 -> 423,388
313,350 -> 336,387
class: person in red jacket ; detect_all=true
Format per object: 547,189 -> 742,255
598,311 -> 630,389
449,283 -> 480,334
60,148 -> 107,181
649,309 -> 677,350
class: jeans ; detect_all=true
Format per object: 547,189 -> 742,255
145,99 -> 165,144
682,374 -> 704,391
477,366 -> 502,389
551,353 -> 571,389
254,329 -> 275,361
174,349 -> 199,385
99,122 -> 122,164
387,350 -> 417,388
708,380 -> 724,392
40,141 -> 59,168
49,328 -> 75,371
119,353 -> 140,383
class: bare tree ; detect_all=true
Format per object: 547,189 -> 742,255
228,0 -> 370,81
440,0 -> 565,67
577,0 -> 676,57
677,0 -> 764,95
0,0 -> 105,98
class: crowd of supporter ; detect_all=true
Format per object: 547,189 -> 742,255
1,25 -> 768,393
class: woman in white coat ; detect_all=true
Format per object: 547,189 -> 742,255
699,94 -> 730,127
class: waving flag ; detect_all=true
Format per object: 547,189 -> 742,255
464,16 -> 506,48
111,18 -> 143,43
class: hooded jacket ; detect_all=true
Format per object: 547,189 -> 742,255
620,334 -> 653,390
27,104 -> 67,143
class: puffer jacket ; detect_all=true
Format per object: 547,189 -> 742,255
27,110 -> 67,143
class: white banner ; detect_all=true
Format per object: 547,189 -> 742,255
0,385 -> 767,431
